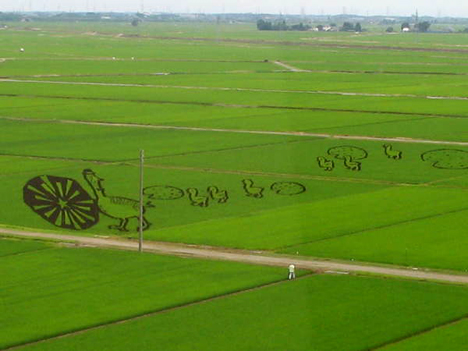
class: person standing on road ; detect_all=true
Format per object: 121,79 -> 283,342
288,264 -> 296,280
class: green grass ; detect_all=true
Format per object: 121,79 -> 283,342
3,80 -> 468,118
0,22 -> 467,275
0,59 -> 276,76
282,209 -> 468,271
379,318 -> 468,351
34,70 -> 468,97
0,118 -> 302,161
0,237 -> 50,257
17,275 -> 468,351
1,95 -> 467,142
147,187 -> 468,251
0,239 -> 288,349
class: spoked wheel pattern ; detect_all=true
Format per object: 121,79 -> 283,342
23,175 -> 99,230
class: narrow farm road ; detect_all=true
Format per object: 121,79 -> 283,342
272,61 -> 310,72
2,228 -> 468,285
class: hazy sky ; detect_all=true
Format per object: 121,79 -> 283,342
4,0 -> 468,17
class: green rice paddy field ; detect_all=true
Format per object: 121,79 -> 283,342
1,21 -> 468,350
1,22 -> 467,270
2,238 -> 468,351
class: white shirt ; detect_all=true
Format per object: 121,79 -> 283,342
288,264 -> 295,273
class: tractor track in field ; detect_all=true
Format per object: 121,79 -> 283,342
3,116 -> 468,146
2,229 -> 468,286
3,78 -> 468,101
0,273 -> 312,351
1,93 -> 468,120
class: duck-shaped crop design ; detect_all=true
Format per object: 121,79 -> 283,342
82,169 -> 152,232
207,186 -> 229,203
327,146 -> 368,172
186,188 -> 210,207
383,144 -> 403,160
343,156 -> 362,171
316,156 -> 335,171
242,179 -> 264,198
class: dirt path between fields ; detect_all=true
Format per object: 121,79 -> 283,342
272,61 -> 310,72
4,116 -> 468,147
3,78 -> 468,101
2,228 -> 468,285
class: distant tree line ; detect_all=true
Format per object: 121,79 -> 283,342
257,19 -> 311,31
340,22 -> 363,32
401,21 -> 432,32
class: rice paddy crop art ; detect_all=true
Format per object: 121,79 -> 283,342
0,20 -> 467,272
22,169 -> 308,232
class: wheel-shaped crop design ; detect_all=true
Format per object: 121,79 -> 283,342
23,175 -> 99,230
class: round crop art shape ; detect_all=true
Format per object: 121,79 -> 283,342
327,145 -> 368,160
271,182 -> 306,196
421,149 -> 468,170
23,175 -> 99,230
144,185 -> 185,200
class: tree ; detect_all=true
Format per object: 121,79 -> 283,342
355,23 -> 362,32
415,21 -> 431,32
316,24 -> 324,31
386,27 -> 394,33
257,19 -> 272,31
401,22 -> 410,31
340,22 -> 355,32
131,19 -> 140,27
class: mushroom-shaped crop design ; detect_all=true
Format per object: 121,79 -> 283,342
327,146 -> 368,161
421,149 -> 468,170
144,185 -> 185,200
23,175 -> 99,230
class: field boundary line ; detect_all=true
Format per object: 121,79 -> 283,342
134,162 -> 428,187
1,229 -> 468,286
2,116 -> 467,146
3,78 -> 468,102
0,246 -> 54,260
279,207 -> 468,250
370,315 -> 468,350
1,275 -> 311,351
0,152 -> 464,190
1,93 -> 468,120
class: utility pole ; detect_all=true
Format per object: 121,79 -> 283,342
138,150 -> 144,253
